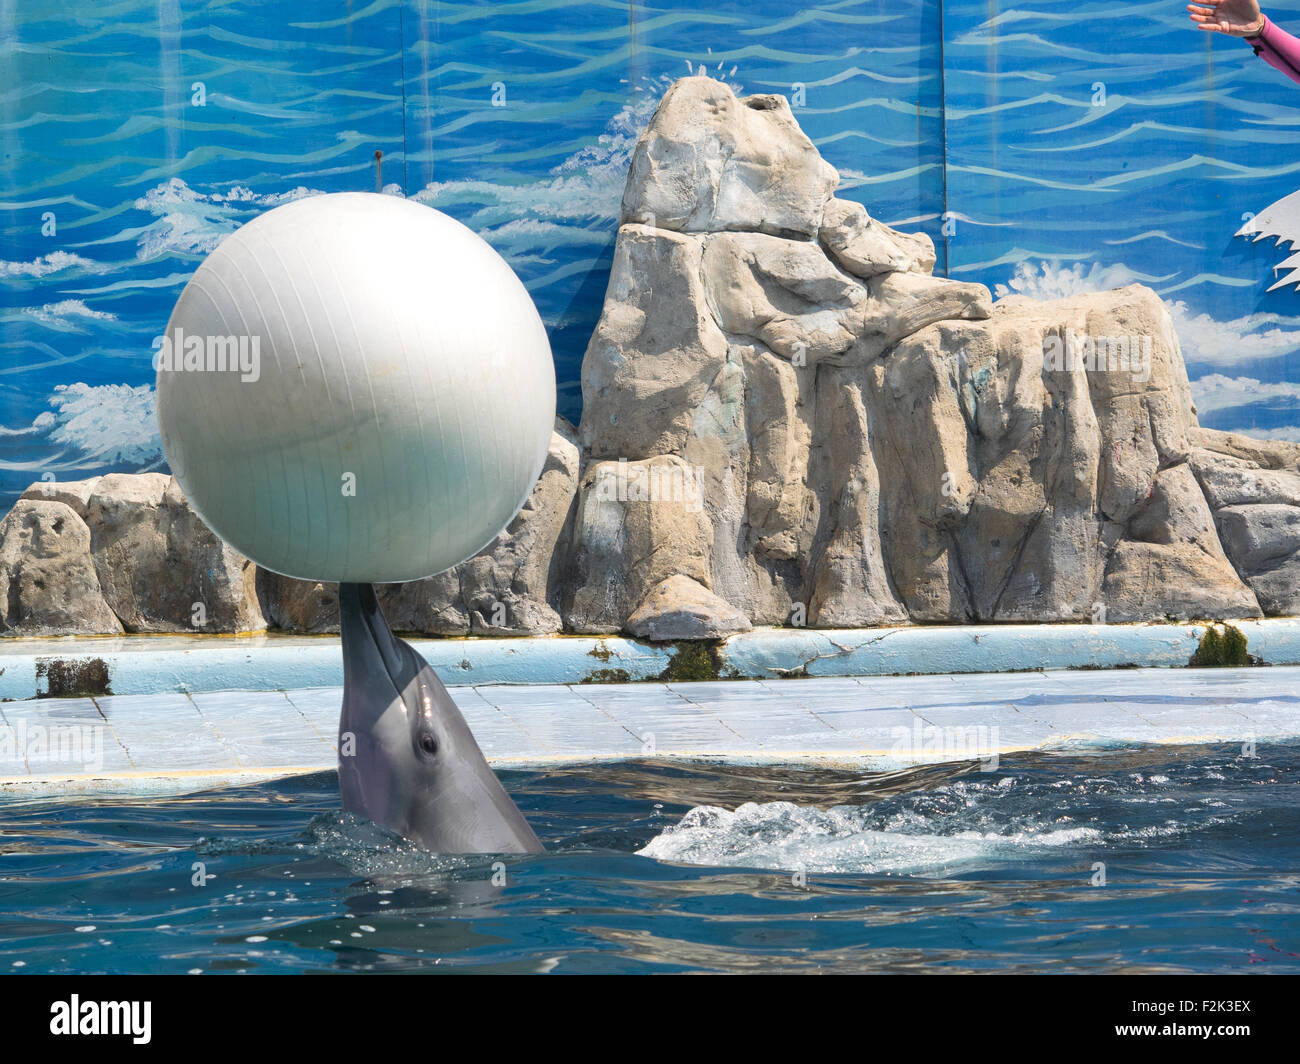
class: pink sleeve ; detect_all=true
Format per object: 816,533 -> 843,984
1249,14 -> 1300,85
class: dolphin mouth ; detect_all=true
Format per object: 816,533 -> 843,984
339,582 -> 407,683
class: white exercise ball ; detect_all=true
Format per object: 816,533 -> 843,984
156,192 -> 556,583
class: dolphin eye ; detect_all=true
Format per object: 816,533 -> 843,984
418,733 -> 439,756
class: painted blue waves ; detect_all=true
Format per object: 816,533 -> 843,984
1,0 -> 1298,506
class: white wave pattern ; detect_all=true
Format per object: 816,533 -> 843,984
637,797 -> 1101,876
134,178 -> 323,260
992,258 -> 1150,301
1167,301 -> 1300,369
125,87 -> 662,277
0,251 -> 103,278
20,299 -> 117,329
1242,424 -> 1300,442
42,382 -> 160,465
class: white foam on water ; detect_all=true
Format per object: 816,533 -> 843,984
637,799 -> 1103,876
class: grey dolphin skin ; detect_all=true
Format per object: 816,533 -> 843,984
337,582 -> 544,854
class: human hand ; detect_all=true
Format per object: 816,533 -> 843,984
1187,0 -> 1265,36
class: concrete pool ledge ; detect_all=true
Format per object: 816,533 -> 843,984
0,668 -> 1297,801
1,618 -> 1300,701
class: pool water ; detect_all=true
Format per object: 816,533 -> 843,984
1,745 -> 1298,973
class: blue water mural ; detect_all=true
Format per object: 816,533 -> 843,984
1,0 -> 1298,508
943,0 -> 1300,442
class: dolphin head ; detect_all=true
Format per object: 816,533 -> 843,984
337,582 -> 543,854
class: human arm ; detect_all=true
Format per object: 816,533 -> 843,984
1188,1 -> 1300,85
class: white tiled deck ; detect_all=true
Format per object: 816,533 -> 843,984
1,667 -> 1297,798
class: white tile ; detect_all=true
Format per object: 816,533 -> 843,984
705,703 -> 836,746
472,683 -> 581,709
189,690 -> 334,768
452,688 -> 539,757
95,692 -> 239,771
582,691 -> 745,752
282,686 -> 343,739
0,698 -> 133,775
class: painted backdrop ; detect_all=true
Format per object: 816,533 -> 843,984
3,0 -> 1299,507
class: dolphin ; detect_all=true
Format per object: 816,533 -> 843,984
337,582 -> 544,854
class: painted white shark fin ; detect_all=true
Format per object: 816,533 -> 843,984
1265,249 -> 1300,291
1237,188 -> 1300,243
1240,189 -> 1300,291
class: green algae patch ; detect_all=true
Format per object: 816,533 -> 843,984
35,657 -> 113,698
658,641 -> 741,683
1189,623 -> 1263,668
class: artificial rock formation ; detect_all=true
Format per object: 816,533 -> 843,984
1188,428 -> 1300,616
2,76 -> 1297,639
565,76 -> 1282,633
2,473 -> 262,634
0,498 -> 122,635
626,575 -> 753,641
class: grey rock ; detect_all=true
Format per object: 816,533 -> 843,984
81,473 -> 264,633
19,476 -> 102,517
1102,465 -> 1261,621
622,77 -> 838,239
579,225 -> 729,460
701,231 -> 989,367
805,364 -> 908,626
257,571 -> 341,634
575,78 -> 1279,628
1186,444 -> 1300,616
1189,426 -> 1300,473
565,454 -> 714,633
0,500 -> 122,636
819,197 -> 936,278
625,574 -> 752,641
1189,447 -> 1300,509
1215,503 -> 1300,570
